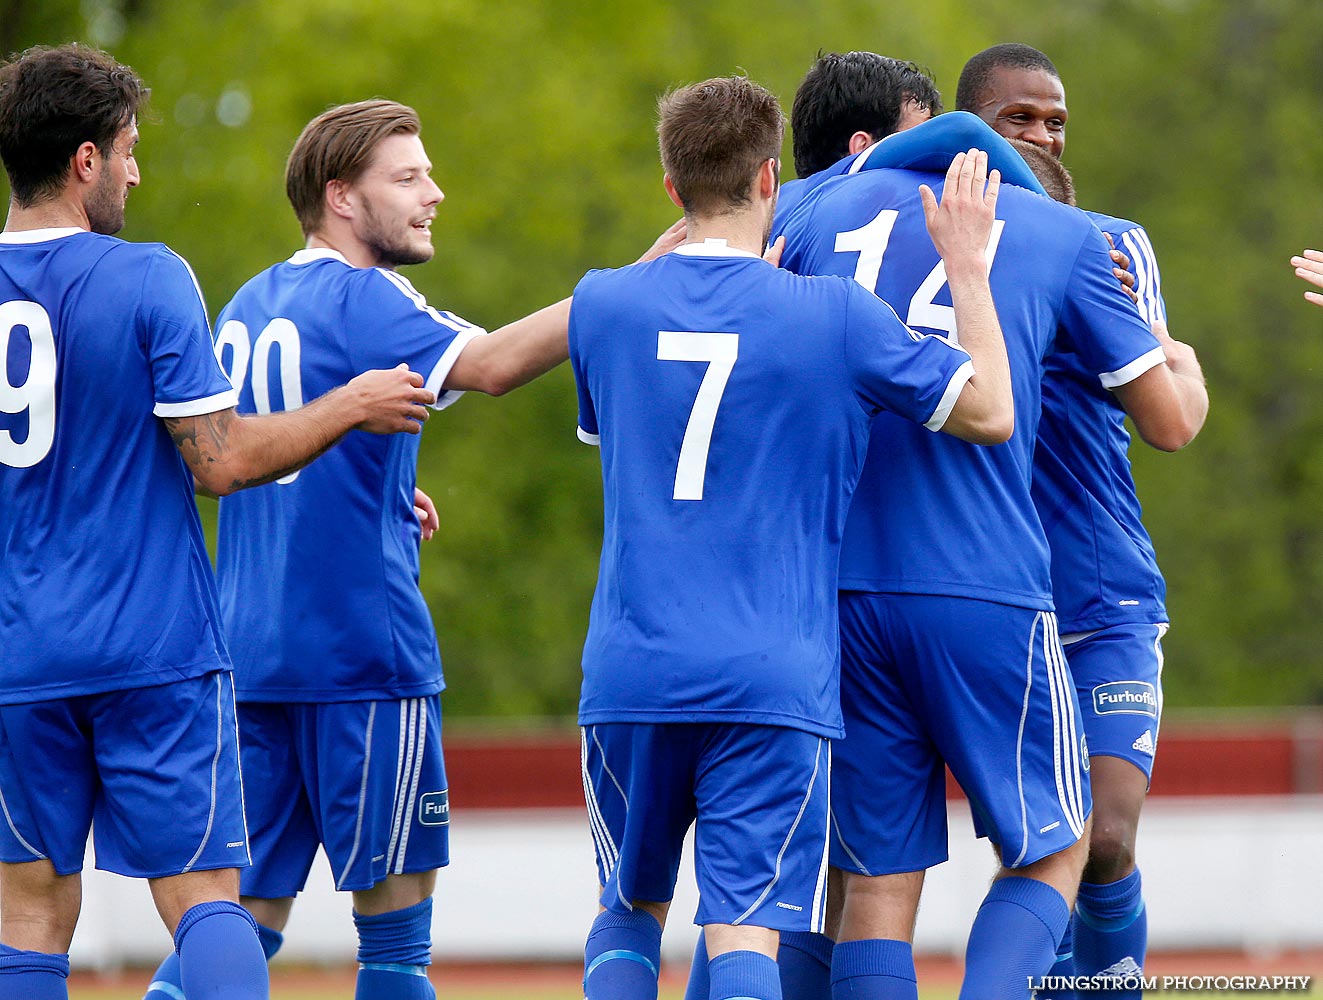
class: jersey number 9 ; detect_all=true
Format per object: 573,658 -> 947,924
0,300 -> 57,469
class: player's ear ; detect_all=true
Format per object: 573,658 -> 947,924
324,178 -> 355,221
70,141 -> 98,185
663,174 -> 685,211
759,158 -> 779,199
847,130 -> 876,155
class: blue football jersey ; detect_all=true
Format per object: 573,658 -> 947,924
213,249 -> 485,703
778,170 -> 1165,607
1032,214 -> 1169,632
571,240 -> 975,738
0,228 -> 237,703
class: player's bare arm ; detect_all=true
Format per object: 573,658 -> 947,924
166,364 -> 435,495
1113,320 -> 1208,452
444,220 -> 687,396
1290,248 -> 1323,307
920,149 -> 1014,445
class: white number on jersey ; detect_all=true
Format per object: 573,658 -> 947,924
0,300 -> 57,469
215,318 -> 305,484
657,331 -> 739,501
835,210 -> 1005,343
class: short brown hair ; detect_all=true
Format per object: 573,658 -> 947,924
0,44 -> 148,207
658,76 -> 784,216
1008,137 -> 1075,206
285,99 -> 420,235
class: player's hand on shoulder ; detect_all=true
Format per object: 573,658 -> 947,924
1290,248 -> 1323,307
763,235 -> 785,268
635,217 -> 688,263
1105,233 -> 1139,305
348,363 -> 436,435
920,149 -> 1000,276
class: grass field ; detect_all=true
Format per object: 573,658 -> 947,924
69,951 -> 1323,998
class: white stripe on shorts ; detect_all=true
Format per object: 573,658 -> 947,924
1044,614 -> 1087,841
809,742 -> 831,932
182,674 -> 225,874
336,701 -> 377,890
393,698 -> 428,873
732,736 -> 826,926
385,700 -> 415,875
579,727 -> 620,881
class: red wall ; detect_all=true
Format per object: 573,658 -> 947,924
444,718 -> 1323,810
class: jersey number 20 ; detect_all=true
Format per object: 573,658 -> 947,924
214,318 -> 305,484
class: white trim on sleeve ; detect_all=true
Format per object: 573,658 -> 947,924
423,327 -> 488,410
1099,345 -> 1165,390
154,388 -> 239,418
577,427 -> 601,447
923,359 -> 975,432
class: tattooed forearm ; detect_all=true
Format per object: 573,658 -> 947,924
163,410 -> 235,469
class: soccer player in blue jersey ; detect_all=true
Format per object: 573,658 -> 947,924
143,99 -> 682,1000
958,44 -> 1209,997
775,83 -> 1207,1000
572,75 -> 1012,1000
0,45 -> 435,1000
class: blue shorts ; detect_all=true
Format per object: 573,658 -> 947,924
581,723 -> 830,931
0,672 -> 249,878
833,593 -> 1091,875
1063,622 -> 1167,779
239,696 -> 449,897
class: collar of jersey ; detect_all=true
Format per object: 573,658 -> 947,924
0,227 -> 84,244
288,247 -> 352,267
671,238 -> 761,260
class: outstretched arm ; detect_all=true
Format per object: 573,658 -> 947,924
167,364 -> 434,495
921,150 -> 1014,445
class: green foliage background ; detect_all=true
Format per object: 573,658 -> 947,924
6,0 -> 1323,715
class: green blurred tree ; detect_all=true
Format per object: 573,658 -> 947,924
4,0 -> 1322,715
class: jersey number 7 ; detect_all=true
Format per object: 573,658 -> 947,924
657,330 -> 739,502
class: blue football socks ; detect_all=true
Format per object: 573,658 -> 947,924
959,876 -> 1069,1000
354,898 -> 436,1000
173,901 -> 269,999
1073,870 -> 1147,998
0,944 -> 70,1000
778,931 -> 834,999
147,917 -> 283,1000
682,930 -> 710,1000
1038,922 -> 1077,1000
830,938 -> 918,1000
709,949 -> 782,1000
583,909 -> 662,1000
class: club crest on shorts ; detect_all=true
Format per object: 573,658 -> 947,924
1092,681 -> 1158,717
419,789 -> 450,826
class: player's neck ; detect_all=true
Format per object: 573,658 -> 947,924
3,192 -> 93,234
683,210 -> 768,257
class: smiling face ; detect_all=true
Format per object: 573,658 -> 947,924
85,120 -> 140,235
347,132 -> 443,268
974,65 -> 1068,159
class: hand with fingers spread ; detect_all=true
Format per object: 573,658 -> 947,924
348,363 -> 436,434
1290,248 -> 1323,308
919,148 -> 1001,277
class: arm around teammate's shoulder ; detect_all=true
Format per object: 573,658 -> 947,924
442,297 -> 571,397
921,150 -> 1014,445
166,365 -> 435,495
1113,321 -> 1207,452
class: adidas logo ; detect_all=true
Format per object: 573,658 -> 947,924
1132,730 -> 1156,756
1098,956 -> 1143,978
